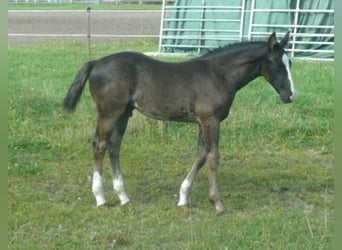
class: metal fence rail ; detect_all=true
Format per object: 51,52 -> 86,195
8,9 -> 162,46
9,0 -> 165,3
248,0 -> 334,61
159,0 -> 334,61
159,0 -> 246,54
9,0 -> 334,60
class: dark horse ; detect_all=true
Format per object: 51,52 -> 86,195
63,32 -> 296,214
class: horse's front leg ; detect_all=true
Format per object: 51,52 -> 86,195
207,151 -> 225,214
201,118 -> 226,214
178,127 -> 207,207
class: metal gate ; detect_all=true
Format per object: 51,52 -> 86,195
159,0 -> 246,54
159,0 -> 334,60
248,0 -> 334,61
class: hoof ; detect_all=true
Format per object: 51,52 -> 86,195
209,198 -> 226,215
177,201 -> 189,207
120,200 -> 131,206
95,196 -> 107,207
96,201 -> 107,207
177,204 -> 189,210
215,207 -> 227,215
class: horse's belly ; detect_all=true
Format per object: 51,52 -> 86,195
132,99 -> 197,122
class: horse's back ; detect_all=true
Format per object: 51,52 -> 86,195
88,51 -> 197,93
86,51 -> 227,122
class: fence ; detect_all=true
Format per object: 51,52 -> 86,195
159,0 -> 246,54
9,0 -> 334,60
159,0 -> 334,61
9,0 -> 165,3
8,9 -> 162,45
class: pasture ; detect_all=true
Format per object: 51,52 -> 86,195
8,39 -> 334,249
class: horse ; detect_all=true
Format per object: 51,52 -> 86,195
63,32 -> 296,214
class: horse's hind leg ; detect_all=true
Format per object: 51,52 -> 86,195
92,116 -> 117,206
107,107 -> 132,205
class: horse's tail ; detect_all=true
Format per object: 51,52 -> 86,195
63,61 -> 95,113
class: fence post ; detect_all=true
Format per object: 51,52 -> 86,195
87,7 -> 92,59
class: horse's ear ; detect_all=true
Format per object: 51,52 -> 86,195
280,31 -> 290,48
267,32 -> 277,51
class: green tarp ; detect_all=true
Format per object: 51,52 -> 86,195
163,0 -> 243,53
162,0 -> 334,59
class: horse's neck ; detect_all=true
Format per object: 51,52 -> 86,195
234,61 -> 263,91
221,49 -> 266,91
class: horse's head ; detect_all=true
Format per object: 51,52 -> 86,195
261,32 -> 297,103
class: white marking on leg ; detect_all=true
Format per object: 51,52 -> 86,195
282,54 -> 297,101
113,175 -> 130,205
177,179 -> 192,206
92,171 -> 106,206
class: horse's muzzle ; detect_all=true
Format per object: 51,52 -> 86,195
280,90 -> 297,103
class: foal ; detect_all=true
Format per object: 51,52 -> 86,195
63,32 -> 296,214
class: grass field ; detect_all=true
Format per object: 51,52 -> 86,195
8,39 -> 334,249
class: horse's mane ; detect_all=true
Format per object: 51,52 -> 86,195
199,40 -> 266,58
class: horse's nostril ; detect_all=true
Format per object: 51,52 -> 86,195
289,91 -> 297,102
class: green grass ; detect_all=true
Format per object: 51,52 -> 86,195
8,3 -> 162,10
8,39 -> 334,249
